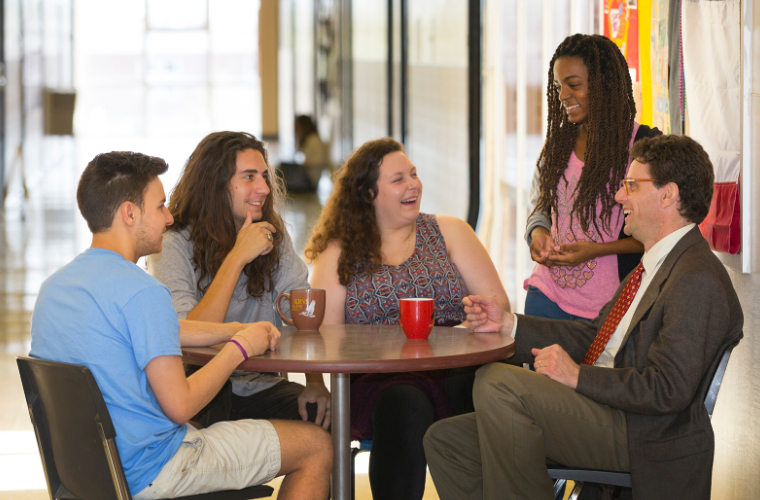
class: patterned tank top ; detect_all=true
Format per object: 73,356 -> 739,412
345,213 -> 468,326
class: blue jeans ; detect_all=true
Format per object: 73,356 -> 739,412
523,285 -> 592,321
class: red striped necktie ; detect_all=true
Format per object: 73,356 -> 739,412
582,262 -> 645,366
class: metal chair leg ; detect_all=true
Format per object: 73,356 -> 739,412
350,447 -> 362,500
553,479 -> 567,500
567,481 -> 584,500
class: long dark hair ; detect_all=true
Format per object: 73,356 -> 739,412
305,137 -> 404,285
295,115 -> 318,148
534,34 -> 636,236
168,131 -> 287,298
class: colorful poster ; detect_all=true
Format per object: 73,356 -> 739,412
650,0 -> 670,133
604,0 -> 640,82
638,0 -> 653,126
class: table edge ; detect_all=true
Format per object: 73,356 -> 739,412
182,342 -> 516,373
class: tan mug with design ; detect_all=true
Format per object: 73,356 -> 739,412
276,288 -> 326,331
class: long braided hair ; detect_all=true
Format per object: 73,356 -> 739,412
533,34 -> 636,237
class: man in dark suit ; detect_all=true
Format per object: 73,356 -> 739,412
423,134 -> 743,500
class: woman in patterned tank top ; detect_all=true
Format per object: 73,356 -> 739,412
305,138 -> 508,500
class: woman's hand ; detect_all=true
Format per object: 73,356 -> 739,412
529,227 -> 560,267
230,212 -> 277,267
551,241 -> 600,268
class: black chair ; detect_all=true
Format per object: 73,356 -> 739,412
16,356 -> 274,500
548,344 -> 737,500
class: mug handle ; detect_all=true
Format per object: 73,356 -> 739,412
276,293 -> 295,325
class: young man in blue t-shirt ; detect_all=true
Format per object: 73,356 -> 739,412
30,152 -> 332,499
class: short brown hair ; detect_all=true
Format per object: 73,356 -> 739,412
629,135 -> 714,224
77,152 -> 169,233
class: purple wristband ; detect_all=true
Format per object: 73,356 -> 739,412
229,339 -> 249,360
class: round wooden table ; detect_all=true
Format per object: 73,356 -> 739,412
182,324 -> 516,500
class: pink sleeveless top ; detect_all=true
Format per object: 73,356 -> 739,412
525,123 -> 640,319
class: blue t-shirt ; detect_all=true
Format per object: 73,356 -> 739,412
30,248 -> 187,495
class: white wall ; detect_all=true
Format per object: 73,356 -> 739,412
710,0 -> 760,496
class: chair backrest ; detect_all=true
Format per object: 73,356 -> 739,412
705,344 -> 736,419
17,356 -> 132,500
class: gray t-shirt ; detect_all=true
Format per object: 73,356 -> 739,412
147,225 -> 310,396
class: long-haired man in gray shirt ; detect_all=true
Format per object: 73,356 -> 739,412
148,131 -> 331,430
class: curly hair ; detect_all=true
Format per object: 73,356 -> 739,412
533,33 -> 636,236
304,137 -> 405,285
167,131 -> 287,298
630,135 -> 714,224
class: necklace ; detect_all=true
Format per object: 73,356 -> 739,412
404,222 -> 416,257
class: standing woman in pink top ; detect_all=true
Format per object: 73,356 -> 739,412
525,33 -> 660,320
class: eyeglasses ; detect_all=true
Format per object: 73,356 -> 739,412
622,178 -> 656,195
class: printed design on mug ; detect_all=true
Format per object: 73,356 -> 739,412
345,214 -> 468,327
299,299 -> 317,318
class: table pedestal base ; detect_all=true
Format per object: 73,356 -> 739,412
331,373 -> 351,500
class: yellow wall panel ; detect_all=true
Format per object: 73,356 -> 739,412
638,0 -> 653,126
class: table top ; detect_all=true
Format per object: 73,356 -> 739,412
182,324 -> 515,373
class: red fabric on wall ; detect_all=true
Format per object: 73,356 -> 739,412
699,181 -> 740,254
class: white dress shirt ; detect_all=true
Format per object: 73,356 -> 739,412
594,223 -> 696,367
511,223 -> 696,369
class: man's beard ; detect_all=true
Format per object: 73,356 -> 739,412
136,225 -> 161,258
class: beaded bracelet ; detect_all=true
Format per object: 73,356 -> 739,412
228,338 -> 249,360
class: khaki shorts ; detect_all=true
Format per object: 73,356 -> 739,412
134,420 -> 281,499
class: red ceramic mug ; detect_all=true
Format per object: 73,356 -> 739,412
399,298 -> 435,340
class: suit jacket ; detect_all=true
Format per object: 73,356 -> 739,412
512,227 -> 743,499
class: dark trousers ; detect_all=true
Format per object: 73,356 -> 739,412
367,366 -> 478,500
522,286 -> 627,500
424,364 -> 630,500
194,379 -> 317,427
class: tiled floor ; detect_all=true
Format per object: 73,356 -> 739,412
1,205 -> 81,498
